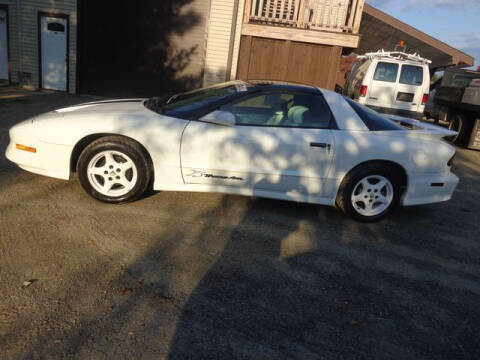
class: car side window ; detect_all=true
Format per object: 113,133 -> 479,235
373,62 -> 399,83
219,91 -> 332,129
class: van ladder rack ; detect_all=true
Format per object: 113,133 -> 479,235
357,50 -> 432,65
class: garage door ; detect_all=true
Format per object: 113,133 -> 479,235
236,36 -> 342,90
78,0 -> 211,97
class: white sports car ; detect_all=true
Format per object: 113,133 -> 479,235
6,81 -> 459,221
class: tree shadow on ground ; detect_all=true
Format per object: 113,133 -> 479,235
1,81 -> 480,358
5,122 -> 479,359
9,188 -> 480,359
166,198 -> 480,360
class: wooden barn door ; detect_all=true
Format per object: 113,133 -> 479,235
237,36 -> 341,90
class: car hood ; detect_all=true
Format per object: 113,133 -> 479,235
30,98 -> 179,146
52,98 -> 148,114
32,99 -> 151,126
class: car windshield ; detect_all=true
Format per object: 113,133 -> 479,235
145,81 -> 251,117
344,98 -> 404,131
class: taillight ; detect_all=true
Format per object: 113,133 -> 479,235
360,85 -> 368,97
447,152 -> 456,167
422,93 -> 429,105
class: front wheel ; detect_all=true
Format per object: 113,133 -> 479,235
336,164 -> 402,222
77,136 -> 152,203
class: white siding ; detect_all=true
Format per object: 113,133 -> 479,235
0,0 -> 77,93
168,0 -> 211,82
0,0 -> 17,83
203,0 -> 244,86
230,0 -> 245,80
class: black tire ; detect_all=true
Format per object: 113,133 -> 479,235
448,112 -> 471,145
77,136 -> 152,203
336,163 -> 403,222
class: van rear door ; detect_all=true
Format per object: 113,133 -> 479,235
366,61 -> 399,108
394,64 -> 425,112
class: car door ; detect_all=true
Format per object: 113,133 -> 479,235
180,90 -> 335,197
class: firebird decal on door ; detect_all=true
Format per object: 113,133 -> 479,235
185,169 -> 243,181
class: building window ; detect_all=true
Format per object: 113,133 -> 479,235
47,22 -> 65,32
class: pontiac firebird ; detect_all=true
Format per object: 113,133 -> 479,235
6,81 -> 459,221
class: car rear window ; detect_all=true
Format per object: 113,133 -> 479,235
400,65 -> 423,86
344,98 -> 403,131
373,62 -> 399,83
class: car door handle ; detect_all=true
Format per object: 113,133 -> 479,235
310,142 -> 331,150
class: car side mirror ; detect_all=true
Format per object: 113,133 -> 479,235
199,110 -> 235,127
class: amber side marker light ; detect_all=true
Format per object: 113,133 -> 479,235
16,144 -> 37,153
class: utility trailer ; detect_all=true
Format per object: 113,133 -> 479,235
426,68 -> 480,150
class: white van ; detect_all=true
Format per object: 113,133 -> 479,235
344,51 -> 431,120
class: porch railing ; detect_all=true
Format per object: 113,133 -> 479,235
246,0 -> 364,33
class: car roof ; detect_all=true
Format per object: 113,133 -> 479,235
165,80 -> 324,120
242,80 -> 320,94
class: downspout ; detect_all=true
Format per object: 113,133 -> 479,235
202,0 -> 213,87
225,0 -> 240,81
16,0 -> 22,83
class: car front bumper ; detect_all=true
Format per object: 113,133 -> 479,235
5,120 -> 72,180
402,172 -> 459,206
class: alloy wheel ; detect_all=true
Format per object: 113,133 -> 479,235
86,150 -> 138,197
351,175 -> 394,217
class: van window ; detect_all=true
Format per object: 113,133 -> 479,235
373,62 -> 399,83
400,65 -> 423,86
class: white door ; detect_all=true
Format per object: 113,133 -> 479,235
181,91 -> 335,196
366,61 -> 399,109
0,9 -> 8,80
41,16 -> 67,91
395,64 -> 426,112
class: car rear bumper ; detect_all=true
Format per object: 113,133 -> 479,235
402,172 -> 459,206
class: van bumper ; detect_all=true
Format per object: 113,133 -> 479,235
367,106 -> 423,120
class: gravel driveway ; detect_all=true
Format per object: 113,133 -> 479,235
1,88 -> 479,359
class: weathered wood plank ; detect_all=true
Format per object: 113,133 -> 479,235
236,35 -> 342,89
236,35 -> 253,80
352,0 -> 364,33
244,0 -> 253,23
241,23 -> 360,47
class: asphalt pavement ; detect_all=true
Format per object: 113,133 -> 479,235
1,88 -> 479,359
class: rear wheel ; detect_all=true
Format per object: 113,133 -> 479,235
336,164 -> 403,222
448,112 -> 471,145
77,136 -> 151,203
